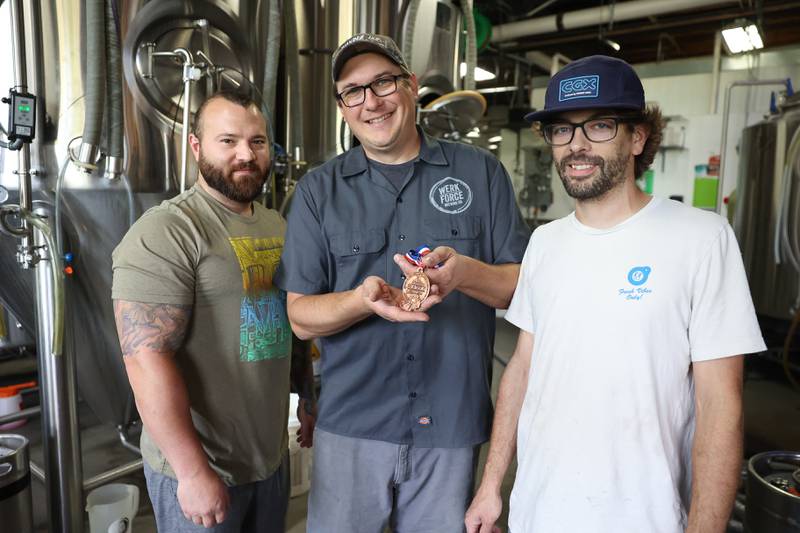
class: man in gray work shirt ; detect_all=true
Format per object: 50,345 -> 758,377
274,33 -> 530,532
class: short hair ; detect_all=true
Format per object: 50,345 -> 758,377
193,90 -> 263,139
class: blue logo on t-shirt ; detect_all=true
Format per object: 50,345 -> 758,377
559,75 -> 600,101
627,266 -> 651,286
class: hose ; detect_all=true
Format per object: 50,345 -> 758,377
120,173 -> 136,227
79,0 -> 106,160
284,0 -> 304,153
402,0 -> 422,72
0,138 -> 24,150
783,307 -> 800,392
774,122 -> 800,271
459,0 -> 477,90
262,0 -> 281,123
104,0 -> 124,160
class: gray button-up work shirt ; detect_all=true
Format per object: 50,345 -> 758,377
275,133 -> 530,448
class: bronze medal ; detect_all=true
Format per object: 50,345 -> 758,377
401,268 -> 431,311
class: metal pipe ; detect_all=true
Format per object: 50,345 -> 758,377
117,425 -> 142,456
30,207 -> 83,533
30,459 -> 44,482
709,31 -> 722,114
491,0 -> 738,43
9,0 -> 31,254
83,459 -> 143,492
31,457 -> 144,492
174,48 -> 194,193
0,405 -> 40,426
717,79 -> 791,213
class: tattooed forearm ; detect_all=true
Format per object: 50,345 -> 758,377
113,300 -> 192,357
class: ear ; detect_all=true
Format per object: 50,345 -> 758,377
189,133 -> 201,161
631,124 -> 648,156
409,73 -> 419,99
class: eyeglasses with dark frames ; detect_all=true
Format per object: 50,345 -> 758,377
541,117 -> 635,146
336,73 -> 410,108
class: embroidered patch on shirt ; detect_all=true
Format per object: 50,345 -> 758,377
429,177 -> 472,214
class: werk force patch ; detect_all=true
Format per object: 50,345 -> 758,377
429,177 -> 473,214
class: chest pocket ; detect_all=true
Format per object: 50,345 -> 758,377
425,216 -> 481,258
328,228 -> 387,289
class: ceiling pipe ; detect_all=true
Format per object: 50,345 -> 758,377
491,0 -> 739,43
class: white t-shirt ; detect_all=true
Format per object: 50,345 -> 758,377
505,197 -> 765,533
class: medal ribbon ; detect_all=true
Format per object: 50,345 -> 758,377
404,245 -> 432,269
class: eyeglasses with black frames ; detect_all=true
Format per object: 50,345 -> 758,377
336,73 -> 410,108
541,117 -> 634,146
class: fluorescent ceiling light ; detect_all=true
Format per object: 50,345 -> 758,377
466,130 -> 480,138
488,144 -> 498,150
601,38 -> 621,52
477,86 -> 518,94
488,135 -> 503,143
460,63 -> 496,81
722,23 -> 764,54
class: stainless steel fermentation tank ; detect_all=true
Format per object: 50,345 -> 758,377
0,0 -> 472,530
734,98 -> 800,321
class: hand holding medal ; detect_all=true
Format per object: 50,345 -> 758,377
401,246 -> 434,311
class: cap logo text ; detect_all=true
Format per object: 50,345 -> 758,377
559,75 -> 599,101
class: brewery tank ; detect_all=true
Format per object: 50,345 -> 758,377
734,96 -> 800,321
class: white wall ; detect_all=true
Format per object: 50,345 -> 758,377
512,46 -> 800,220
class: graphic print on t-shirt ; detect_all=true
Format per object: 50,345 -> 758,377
618,265 -> 653,301
229,236 -> 290,362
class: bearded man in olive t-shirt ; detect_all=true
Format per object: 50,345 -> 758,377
112,91 -> 315,532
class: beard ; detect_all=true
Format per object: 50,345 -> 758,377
198,152 -> 268,204
556,148 -> 630,201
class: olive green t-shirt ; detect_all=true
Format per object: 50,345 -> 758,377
112,184 -> 291,485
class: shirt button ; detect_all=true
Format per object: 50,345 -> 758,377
451,229 -> 459,236
407,354 -> 415,361
397,197 -> 403,203
399,234 -> 406,241
352,244 -> 360,253
409,392 -> 417,399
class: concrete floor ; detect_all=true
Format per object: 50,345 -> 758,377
10,317 -> 800,532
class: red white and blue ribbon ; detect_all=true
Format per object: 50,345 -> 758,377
405,245 -> 437,269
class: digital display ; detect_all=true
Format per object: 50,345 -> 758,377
18,105 -> 31,112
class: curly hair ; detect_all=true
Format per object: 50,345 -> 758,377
619,105 -> 665,179
534,105 -> 665,179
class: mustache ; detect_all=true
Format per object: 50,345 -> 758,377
232,162 -> 260,172
558,154 -> 606,173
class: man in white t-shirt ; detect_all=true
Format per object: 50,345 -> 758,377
465,55 -> 765,533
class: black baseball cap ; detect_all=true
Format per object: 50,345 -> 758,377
332,33 -> 411,83
524,55 -> 645,123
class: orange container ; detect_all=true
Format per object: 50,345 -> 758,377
0,381 -> 36,429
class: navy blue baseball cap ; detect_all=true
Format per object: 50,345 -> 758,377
524,55 -> 645,123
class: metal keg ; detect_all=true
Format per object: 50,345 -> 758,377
0,434 -> 33,533
746,451 -> 800,532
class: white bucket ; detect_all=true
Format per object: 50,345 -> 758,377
85,483 -> 139,533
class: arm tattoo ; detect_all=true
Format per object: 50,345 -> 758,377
113,300 -> 192,357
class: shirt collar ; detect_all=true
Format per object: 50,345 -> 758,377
340,127 -> 449,178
